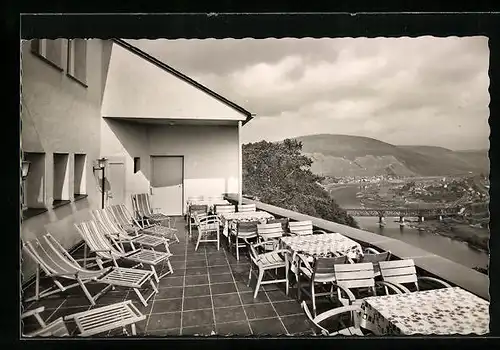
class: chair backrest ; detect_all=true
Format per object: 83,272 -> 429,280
189,204 -> 208,215
74,221 -> 123,259
92,209 -> 124,236
289,221 -> 314,236
379,259 -> 418,289
131,193 -> 153,218
215,205 -> 235,214
238,204 -> 256,212
360,251 -> 391,264
266,218 -> 290,233
208,195 -> 224,201
24,317 -> 70,337
236,221 -> 258,239
313,256 -> 348,279
257,223 -> 283,241
107,204 -> 135,228
23,236 -> 80,277
334,263 -> 376,291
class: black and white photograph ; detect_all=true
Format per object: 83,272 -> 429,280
20,26 -> 491,337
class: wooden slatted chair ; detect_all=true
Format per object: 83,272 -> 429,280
257,222 -> 284,252
229,221 -> 259,261
22,301 -> 146,337
358,248 -> 391,277
247,241 -> 289,298
266,218 -> 290,234
193,213 -> 221,251
378,259 -> 452,294
333,263 -> 402,308
301,301 -> 364,336
187,195 -> 204,203
297,255 -> 348,317
75,221 -> 173,285
237,204 -> 256,212
214,204 -> 235,215
188,204 -> 209,238
92,209 -> 171,254
289,221 -> 314,236
22,234 -> 157,307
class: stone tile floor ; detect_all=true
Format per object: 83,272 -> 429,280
21,218 -> 342,337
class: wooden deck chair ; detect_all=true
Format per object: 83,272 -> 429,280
237,204 -> 256,212
333,263 -> 402,308
131,193 -> 171,225
22,234 -> 157,307
193,213 -> 220,251
108,204 -> 179,244
358,248 -> 391,277
247,241 -> 289,298
188,204 -> 209,238
229,221 -> 259,261
297,255 -> 349,317
75,221 -> 173,285
22,301 -> 146,337
92,209 -> 170,254
301,301 -> 364,336
378,259 -> 452,294
257,222 -> 284,251
214,205 -> 235,215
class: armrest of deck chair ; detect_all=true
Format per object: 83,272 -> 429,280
21,306 -> 45,320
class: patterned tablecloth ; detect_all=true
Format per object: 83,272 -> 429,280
360,287 -> 490,335
219,211 -> 274,237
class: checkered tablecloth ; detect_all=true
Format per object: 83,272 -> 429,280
360,287 -> 490,335
219,211 -> 274,237
280,233 -> 363,260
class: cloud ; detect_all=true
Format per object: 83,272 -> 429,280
129,36 -> 490,150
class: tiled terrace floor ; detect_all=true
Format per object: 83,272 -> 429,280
21,218 -> 337,337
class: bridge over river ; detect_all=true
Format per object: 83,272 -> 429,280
345,207 -> 462,220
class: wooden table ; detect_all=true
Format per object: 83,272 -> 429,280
360,287 -> 489,335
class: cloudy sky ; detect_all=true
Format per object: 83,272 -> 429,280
130,36 -> 490,150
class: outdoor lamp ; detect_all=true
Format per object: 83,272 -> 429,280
94,157 -> 108,171
22,161 -> 31,180
93,157 -> 108,209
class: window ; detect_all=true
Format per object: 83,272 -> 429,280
53,153 -> 70,207
23,152 -> 47,219
67,39 -> 87,86
74,154 -> 87,200
134,157 -> 141,173
30,39 -> 64,70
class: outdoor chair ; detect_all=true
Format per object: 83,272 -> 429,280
247,241 -> 289,298
214,205 -> 235,215
92,209 -> 170,253
75,221 -> 173,285
266,218 -> 290,235
131,193 -> 177,228
296,255 -> 349,317
301,301 -> 364,336
229,221 -> 259,261
237,204 -> 257,212
22,234 -> 157,307
22,301 -> 145,337
257,222 -> 284,251
378,259 -> 452,294
187,195 -> 204,203
188,204 -> 209,238
333,263 -> 402,308
193,213 -> 221,251
289,221 -> 315,236
358,248 -> 392,277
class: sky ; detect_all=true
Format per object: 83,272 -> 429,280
129,36 -> 490,151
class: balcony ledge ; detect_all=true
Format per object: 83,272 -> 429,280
225,193 -> 489,301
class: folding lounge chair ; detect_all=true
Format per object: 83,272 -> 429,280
75,221 -> 173,284
131,194 -> 180,243
22,234 -> 157,307
22,300 -> 146,337
92,209 -> 171,254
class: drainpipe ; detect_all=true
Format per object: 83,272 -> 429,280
238,121 -> 243,205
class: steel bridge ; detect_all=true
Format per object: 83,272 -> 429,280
345,207 -> 461,217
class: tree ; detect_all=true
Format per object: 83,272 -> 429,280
243,139 -> 359,228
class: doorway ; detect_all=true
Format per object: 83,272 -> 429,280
150,156 -> 184,216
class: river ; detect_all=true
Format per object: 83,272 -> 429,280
329,185 -> 489,270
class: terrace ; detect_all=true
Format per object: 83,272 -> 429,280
21,194 -> 490,337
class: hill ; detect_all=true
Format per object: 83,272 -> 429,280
293,134 -> 489,177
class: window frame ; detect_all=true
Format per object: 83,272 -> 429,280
66,39 -> 88,87
30,39 -> 64,71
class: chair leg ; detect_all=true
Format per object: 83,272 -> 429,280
247,265 -> 253,287
285,265 -> 289,295
217,229 -> 220,251
195,231 -> 202,251
254,269 -> 264,299
76,279 -> 96,306
311,283 -> 316,318
131,323 -> 137,336
236,239 -> 240,261
150,265 -> 160,283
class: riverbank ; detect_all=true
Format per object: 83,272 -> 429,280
404,219 -> 489,253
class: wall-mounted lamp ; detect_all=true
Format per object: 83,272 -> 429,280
93,157 -> 108,209
22,161 -> 31,180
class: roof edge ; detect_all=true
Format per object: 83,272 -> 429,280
111,39 -> 255,125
